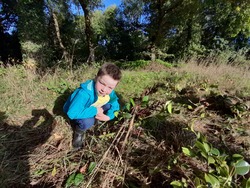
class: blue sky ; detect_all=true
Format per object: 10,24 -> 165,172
71,0 -> 121,14
103,0 -> 121,9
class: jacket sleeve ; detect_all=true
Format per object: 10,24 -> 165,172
66,89 -> 97,119
106,91 -> 120,120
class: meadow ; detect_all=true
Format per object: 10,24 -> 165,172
0,59 -> 250,187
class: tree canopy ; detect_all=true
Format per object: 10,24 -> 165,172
0,0 -> 249,67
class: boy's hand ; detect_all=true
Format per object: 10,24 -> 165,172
97,107 -> 104,114
96,107 -> 110,121
95,113 -> 110,121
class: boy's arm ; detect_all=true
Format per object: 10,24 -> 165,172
66,90 -> 97,119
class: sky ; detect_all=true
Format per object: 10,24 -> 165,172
71,0 -> 121,14
102,0 -> 121,10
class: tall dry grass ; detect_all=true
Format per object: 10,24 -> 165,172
178,59 -> 250,96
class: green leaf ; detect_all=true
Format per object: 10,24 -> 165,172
124,112 -> 132,119
182,147 -> 195,157
142,95 -> 149,102
34,169 -> 46,176
234,159 -> 250,175
170,180 -> 183,187
125,103 -> 131,111
167,102 -> 172,114
203,142 -> 210,152
232,154 -> 244,161
130,98 -> 135,107
208,156 -> 215,164
194,177 -> 201,187
74,173 -> 84,186
200,113 -> 205,118
242,178 -> 250,188
211,148 -> 220,156
114,111 -> 119,117
217,165 -> 229,177
195,141 -> 207,155
204,174 -> 220,187
164,100 -> 173,114
65,173 -> 76,188
88,162 -> 96,174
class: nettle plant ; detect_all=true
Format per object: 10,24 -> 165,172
171,126 -> 250,188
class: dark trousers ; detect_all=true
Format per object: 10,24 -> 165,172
70,104 -> 111,131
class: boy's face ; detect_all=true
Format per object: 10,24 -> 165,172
95,75 -> 119,96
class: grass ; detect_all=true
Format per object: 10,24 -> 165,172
0,59 -> 250,187
178,60 -> 250,96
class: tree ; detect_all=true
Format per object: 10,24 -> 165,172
142,0 -> 191,61
77,0 -> 102,64
45,0 -> 72,64
0,0 -> 22,63
16,0 -> 47,66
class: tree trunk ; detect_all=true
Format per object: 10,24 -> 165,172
51,11 -> 70,62
150,44 -> 156,62
78,0 -> 95,64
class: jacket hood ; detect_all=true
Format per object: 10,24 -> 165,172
80,80 -> 98,100
80,80 -> 94,92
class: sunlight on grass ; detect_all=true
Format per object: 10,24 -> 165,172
1,61 -> 250,187
178,60 -> 250,96
116,70 -> 171,99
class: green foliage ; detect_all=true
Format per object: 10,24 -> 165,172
65,173 -> 84,188
17,0 -> 47,43
155,59 -> 173,68
1,62 -> 250,187
116,60 -> 150,69
87,162 -> 96,174
172,128 -> 250,187
45,79 -> 70,94
64,161 -> 96,187
164,100 -> 173,114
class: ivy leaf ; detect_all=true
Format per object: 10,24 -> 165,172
234,159 -> 250,176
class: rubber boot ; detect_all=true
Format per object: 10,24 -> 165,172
72,126 -> 85,149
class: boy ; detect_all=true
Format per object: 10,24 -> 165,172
63,63 -> 122,149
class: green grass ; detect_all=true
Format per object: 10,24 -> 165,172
0,60 -> 250,187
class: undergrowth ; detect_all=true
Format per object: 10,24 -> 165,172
0,59 -> 250,187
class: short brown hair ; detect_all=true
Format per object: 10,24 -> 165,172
96,63 -> 122,81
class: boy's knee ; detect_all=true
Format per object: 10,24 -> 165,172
72,118 -> 95,130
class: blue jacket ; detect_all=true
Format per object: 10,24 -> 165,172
63,80 -> 120,120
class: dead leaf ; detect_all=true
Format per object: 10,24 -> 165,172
79,163 -> 88,174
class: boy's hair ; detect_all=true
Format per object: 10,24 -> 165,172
96,63 -> 122,81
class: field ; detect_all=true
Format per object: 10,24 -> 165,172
0,59 -> 250,187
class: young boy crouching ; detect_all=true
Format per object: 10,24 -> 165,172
63,63 -> 122,149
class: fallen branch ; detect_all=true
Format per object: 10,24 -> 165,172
86,107 -> 138,188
